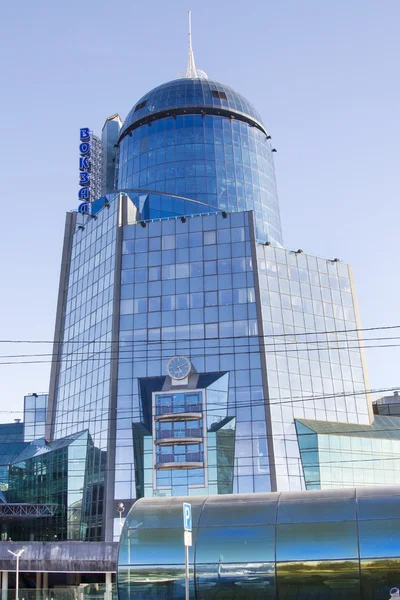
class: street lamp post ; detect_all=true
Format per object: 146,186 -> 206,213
7,549 -> 25,600
117,502 -> 125,530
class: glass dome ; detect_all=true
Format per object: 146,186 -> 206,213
117,77 -> 282,244
119,78 -> 266,139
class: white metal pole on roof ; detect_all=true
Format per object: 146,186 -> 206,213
186,11 -> 197,78
7,549 -> 25,600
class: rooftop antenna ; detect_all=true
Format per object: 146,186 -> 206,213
186,11 -> 198,78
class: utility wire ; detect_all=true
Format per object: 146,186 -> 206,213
1,326 -> 400,366
6,453 -> 400,472
1,385 -> 393,417
3,335 -> 400,360
0,342 -> 397,366
0,323 -> 399,344
14,425 -> 400,443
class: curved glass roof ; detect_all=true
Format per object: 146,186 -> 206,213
118,487 -> 400,600
119,78 -> 265,138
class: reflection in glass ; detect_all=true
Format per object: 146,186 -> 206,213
277,560 -> 360,600
276,522 -> 358,562
359,519 -> 400,558
277,494 -> 356,523
200,496 -> 278,526
123,498 -> 206,531
361,558 -> 400,600
120,527 -> 189,566
196,561 -> 275,599
358,495 -> 400,521
196,525 -> 275,564
118,565 -> 192,600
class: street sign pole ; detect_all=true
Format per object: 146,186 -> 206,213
185,542 -> 189,600
183,503 -> 192,600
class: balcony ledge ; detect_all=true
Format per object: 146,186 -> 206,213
155,461 -> 204,470
155,437 -> 202,446
155,412 -> 202,422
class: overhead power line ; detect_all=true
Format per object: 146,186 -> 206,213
0,323 -> 399,344
0,341 -> 398,366
2,335 -> 400,360
5,450 -> 400,471
0,383 -> 388,412
2,383 -> 397,440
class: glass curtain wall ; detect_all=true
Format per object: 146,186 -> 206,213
7,431 -> 90,541
117,79 -> 282,244
118,114 -> 280,243
296,416 -> 400,489
119,79 -> 265,138
51,198 -> 118,540
114,210 -> 271,508
256,244 -> 371,490
0,422 -> 27,497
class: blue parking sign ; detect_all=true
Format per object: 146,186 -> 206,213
183,503 -> 192,531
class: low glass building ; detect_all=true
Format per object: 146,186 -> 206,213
6,430 -> 106,541
118,487 -> 400,600
373,391 -> 400,416
296,415 -> 400,489
0,421 -> 27,497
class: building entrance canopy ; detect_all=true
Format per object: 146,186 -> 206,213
0,542 -> 117,573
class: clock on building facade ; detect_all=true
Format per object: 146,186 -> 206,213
166,356 -> 192,380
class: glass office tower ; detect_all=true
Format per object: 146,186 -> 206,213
46,70 -> 371,542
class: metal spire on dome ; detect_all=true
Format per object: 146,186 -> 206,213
180,11 -> 208,79
186,11 -> 197,78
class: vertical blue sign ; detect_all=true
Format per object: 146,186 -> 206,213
78,202 -> 90,215
183,503 -> 192,532
79,127 -> 91,202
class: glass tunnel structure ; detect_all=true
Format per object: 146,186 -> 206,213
118,486 -> 400,600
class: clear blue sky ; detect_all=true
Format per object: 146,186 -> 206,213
0,0 -> 399,418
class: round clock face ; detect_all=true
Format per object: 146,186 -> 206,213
166,356 -> 191,380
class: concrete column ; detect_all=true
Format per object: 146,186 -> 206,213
42,573 -> 48,590
105,573 -> 112,600
2,571 -> 8,600
36,572 -> 42,589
